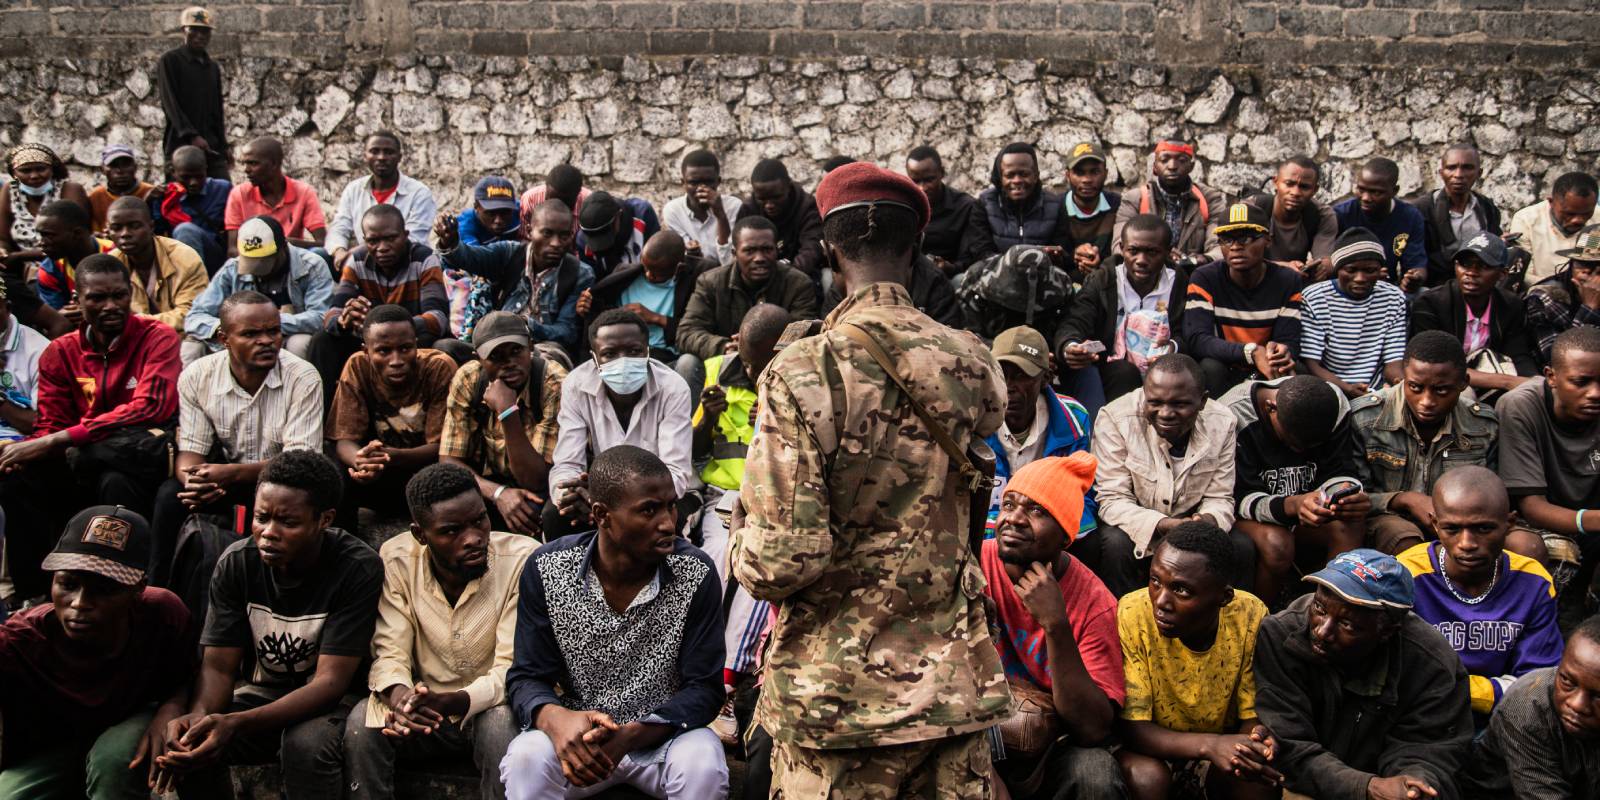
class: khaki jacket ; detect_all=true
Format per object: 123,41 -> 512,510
115,235 -> 209,332
1091,388 -> 1239,557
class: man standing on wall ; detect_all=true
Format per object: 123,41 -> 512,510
156,7 -> 229,180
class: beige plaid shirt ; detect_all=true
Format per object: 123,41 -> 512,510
438,358 -> 565,486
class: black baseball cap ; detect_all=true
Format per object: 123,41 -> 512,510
578,191 -> 625,252
1214,201 -> 1271,236
41,505 -> 151,586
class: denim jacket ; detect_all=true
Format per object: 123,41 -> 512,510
1349,384 -> 1498,514
184,244 -> 334,343
442,242 -> 593,353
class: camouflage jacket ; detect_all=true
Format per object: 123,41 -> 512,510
731,281 -> 1011,749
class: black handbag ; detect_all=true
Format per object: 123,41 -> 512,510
66,424 -> 176,483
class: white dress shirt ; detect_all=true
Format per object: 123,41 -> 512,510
548,358 -> 695,498
661,194 -> 743,265
325,173 -> 439,251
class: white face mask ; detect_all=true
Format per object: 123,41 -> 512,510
16,179 -> 53,198
598,356 -> 649,395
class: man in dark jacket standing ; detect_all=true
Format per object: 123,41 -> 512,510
737,159 -> 826,282
156,7 -> 228,180
1410,144 -> 1503,284
1254,549 -> 1473,800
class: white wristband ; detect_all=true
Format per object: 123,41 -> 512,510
492,485 -> 508,502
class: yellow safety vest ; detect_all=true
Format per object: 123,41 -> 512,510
694,355 -> 758,491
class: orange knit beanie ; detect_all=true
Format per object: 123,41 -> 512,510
1004,452 -> 1098,544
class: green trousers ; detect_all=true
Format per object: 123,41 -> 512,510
0,708 -> 155,800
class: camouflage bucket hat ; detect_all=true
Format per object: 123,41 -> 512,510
965,245 -> 1073,314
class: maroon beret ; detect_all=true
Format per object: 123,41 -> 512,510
814,162 -> 931,233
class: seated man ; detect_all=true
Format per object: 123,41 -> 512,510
307,204 -> 455,410
33,199 -> 115,312
1351,331 -> 1498,556
1254,156 -> 1337,279
1411,144 -> 1503,281
1115,521 -> 1278,800
1398,467 -> 1563,720
1466,614 -> 1600,798
736,158 -> 826,282
0,255 -> 179,602
148,144 -> 231,273
325,131 -> 436,269
1115,140 -> 1224,262
691,304 -> 787,683
1183,201 -> 1302,399
546,310 -> 693,539
582,231 -> 710,388
1056,213 -> 1188,414
905,144 -> 993,276
1508,170 -> 1600,286
0,275 -> 48,442
329,304 -> 460,530
435,200 -> 593,358
343,462 -> 531,800
439,311 -> 567,537
1253,549 -> 1473,800
501,445 -> 727,800
183,215 -> 333,364
1225,374 -> 1368,606
676,216 -> 819,362
458,176 -> 522,247
87,144 -> 155,233
1498,326 -> 1600,622
518,164 -> 587,238
1299,228 -> 1407,398
1060,142 -> 1121,276
1091,354 -> 1245,598
0,506 -> 195,799
107,196 -> 209,333
1333,157 -> 1429,289
1411,232 -> 1537,395
976,142 -> 1068,255
1524,223 -> 1600,365
576,190 -> 661,280
151,290 -> 322,587
981,326 -> 1096,543
224,137 -> 326,258
981,453 -> 1128,798
662,149 -> 741,265
153,449 -> 382,798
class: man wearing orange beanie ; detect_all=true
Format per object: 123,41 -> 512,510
983,452 -> 1131,798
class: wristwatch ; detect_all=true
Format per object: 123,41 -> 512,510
1243,343 -> 1259,365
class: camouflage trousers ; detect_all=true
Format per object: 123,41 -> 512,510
771,731 -> 992,800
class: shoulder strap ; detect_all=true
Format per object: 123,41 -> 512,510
839,323 -> 986,492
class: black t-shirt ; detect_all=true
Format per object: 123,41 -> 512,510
201,527 -> 382,690
1498,377 -> 1600,508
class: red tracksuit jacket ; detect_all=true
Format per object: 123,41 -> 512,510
32,314 -> 181,445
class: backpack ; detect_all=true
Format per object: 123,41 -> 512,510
169,512 -> 246,627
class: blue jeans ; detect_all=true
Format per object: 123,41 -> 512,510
171,222 -> 225,275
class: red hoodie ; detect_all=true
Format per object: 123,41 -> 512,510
32,313 -> 180,445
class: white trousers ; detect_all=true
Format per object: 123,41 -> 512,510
499,726 -> 728,800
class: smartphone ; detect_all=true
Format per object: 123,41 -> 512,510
1320,479 -> 1363,505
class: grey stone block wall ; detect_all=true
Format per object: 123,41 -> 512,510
0,1 -> 1594,213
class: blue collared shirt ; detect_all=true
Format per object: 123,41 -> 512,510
1065,192 -> 1113,220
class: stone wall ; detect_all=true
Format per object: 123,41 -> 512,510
0,1 -> 1596,213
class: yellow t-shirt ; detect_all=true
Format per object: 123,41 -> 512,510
1117,587 -> 1267,733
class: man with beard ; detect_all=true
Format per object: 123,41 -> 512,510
325,132 -> 437,270
1115,140 -> 1225,262
906,145 -> 994,276
342,462 -> 531,800
439,312 -> 568,538
1060,142 -> 1121,277
1253,549 -> 1473,800
1056,214 -> 1188,413
1252,157 -> 1338,280
0,256 -> 179,602
328,304 -> 460,531
1510,171 -> 1600,285
736,158 -> 826,282
1334,158 -> 1428,290
982,452 -> 1129,798
676,216 -> 818,361
1411,144 -> 1503,283
223,137 -> 326,257
150,290 -> 322,587
436,200 -> 593,359
308,204 -> 455,411
107,196 -> 209,332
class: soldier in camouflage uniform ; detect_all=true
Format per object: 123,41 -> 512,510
731,162 -> 1011,799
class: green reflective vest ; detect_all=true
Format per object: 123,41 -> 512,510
695,355 -> 758,491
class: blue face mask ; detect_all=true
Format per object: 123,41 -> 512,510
16,179 -> 53,198
598,356 -> 649,395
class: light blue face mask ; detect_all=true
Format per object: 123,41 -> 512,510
16,180 -> 53,198
598,356 -> 649,395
